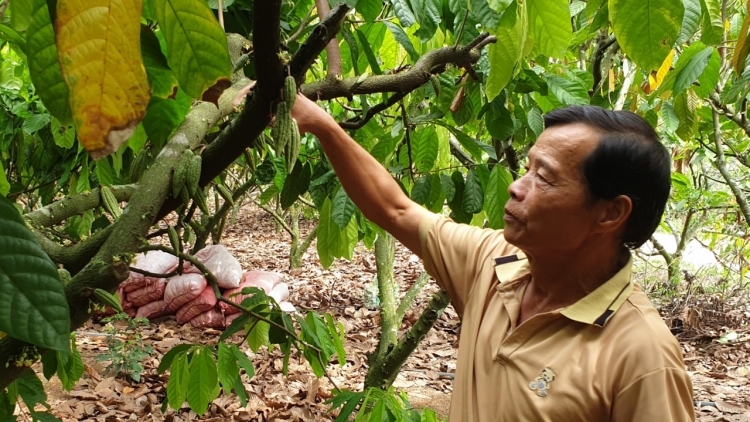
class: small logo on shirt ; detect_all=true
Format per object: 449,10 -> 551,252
528,368 -> 556,397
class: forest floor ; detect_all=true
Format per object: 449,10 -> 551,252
26,204 -> 750,421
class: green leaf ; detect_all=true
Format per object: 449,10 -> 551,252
154,0 -> 232,100
167,352 -> 189,410
317,198 -> 334,268
0,162 -> 10,197
157,344 -> 192,374
280,161 -> 312,209
309,313 -> 336,359
545,74 -> 589,105
141,27 -> 179,98
411,175 -> 432,205
357,0 -> 383,22
486,1 -> 526,101
142,97 -> 189,149
331,391 -> 366,422
95,159 -> 114,187
699,0 -> 723,45
331,188 -> 356,230
674,90 -> 697,140
528,0 -> 572,58
325,314 -> 347,366
441,173 -> 455,201
231,345 -> 255,381
392,0 -> 417,28
488,0 -> 513,13
246,321 -> 270,353
50,118 -> 76,149
484,165 -> 512,229
696,47 -> 720,96
610,0 -> 684,71
217,343 -> 239,393
413,125 -> 439,172
527,106 -> 544,137
355,27 -> 383,75
17,369 -> 48,411
56,341 -> 84,390
676,0 -> 702,44
462,170 -> 484,214
233,375 -> 248,407
673,46 -> 713,95
661,101 -> 680,132
383,21 -> 419,62
412,0 -> 441,42
0,195 -> 70,351
448,171 -> 472,224
10,0 -> 33,32
27,0 -> 72,124
126,124 -> 147,154
470,0 -> 500,30
485,99 -> 514,141
186,346 -> 220,415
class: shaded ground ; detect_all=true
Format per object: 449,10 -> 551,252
24,204 -> 750,421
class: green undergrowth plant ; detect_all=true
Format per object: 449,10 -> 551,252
96,313 -> 154,382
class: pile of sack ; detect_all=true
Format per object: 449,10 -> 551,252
115,245 -> 294,328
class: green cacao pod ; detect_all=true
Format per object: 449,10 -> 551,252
186,154 -> 202,197
130,150 -> 148,183
273,101 -> 292,153
58,268 -> 72,286
93,288 -> 123,313
285,118 -> 301,171
100,186 -> 121,219
216,184 -> 234,206
284,76 -> 297,108
194,188 -> 210,215
168,226 -> 181,255
172,150 -> 194,198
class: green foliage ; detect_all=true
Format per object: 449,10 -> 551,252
329,387 -> 447,422
0,195 -> 70,352
96,313 -> 154,382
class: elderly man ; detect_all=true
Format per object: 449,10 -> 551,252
290,95 -> 695,421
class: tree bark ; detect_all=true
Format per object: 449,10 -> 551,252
374,233 -> 398,357
365,289 -> 451,390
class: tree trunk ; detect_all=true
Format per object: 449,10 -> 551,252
374,232 -> 398,358
365,289 -> 451,390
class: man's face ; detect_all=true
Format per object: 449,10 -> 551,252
502,123 -> 604,253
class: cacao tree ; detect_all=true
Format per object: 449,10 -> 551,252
2,0 -> 750,419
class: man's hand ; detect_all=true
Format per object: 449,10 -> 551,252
290,94 -> 336,137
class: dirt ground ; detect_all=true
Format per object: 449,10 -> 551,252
21,204 -> 750,421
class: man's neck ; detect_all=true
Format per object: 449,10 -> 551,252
523,242 -> 628,314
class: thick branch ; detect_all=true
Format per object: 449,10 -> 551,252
375,233 -> 398,358
25,185 -> 136,227
449,137 -> 476,166
301,33 -> 497,101
365,289 -> 451,390
314,0 -> 342,78
590,34 -> 618,95
35,225 -> 115,274
288,3 -> 350,83
396,272 -> 429,323
709,90 -> 750,137
650,236 -> 673,264
711,108 -> 750,225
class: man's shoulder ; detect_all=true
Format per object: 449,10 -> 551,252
607,286 -> 685,368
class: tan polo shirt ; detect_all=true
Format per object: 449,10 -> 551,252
419,215 -> 695,422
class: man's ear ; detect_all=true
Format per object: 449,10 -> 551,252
598,195 -> 632,234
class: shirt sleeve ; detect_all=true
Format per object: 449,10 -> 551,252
611,367 -> 695,422
419,214 -> 515,316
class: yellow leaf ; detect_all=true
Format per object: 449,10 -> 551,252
55,0 -> 151,159
651,49 -> 674,90
734,12 -> 750,76
608,68 -> 616,92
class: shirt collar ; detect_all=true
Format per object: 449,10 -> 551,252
493,253 -> 634,328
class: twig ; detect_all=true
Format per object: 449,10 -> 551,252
454,10 -> 469,48
401,102 -> 415,182
614,59 -> 635,111
710,107 -> 750,225
128,267 -> 179,279
288,4 -> 317,43
218,0 -> 224,30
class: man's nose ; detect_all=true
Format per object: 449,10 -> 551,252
508,177 -> 526,201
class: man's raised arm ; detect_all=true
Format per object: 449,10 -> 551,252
291,94 -> 429,255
